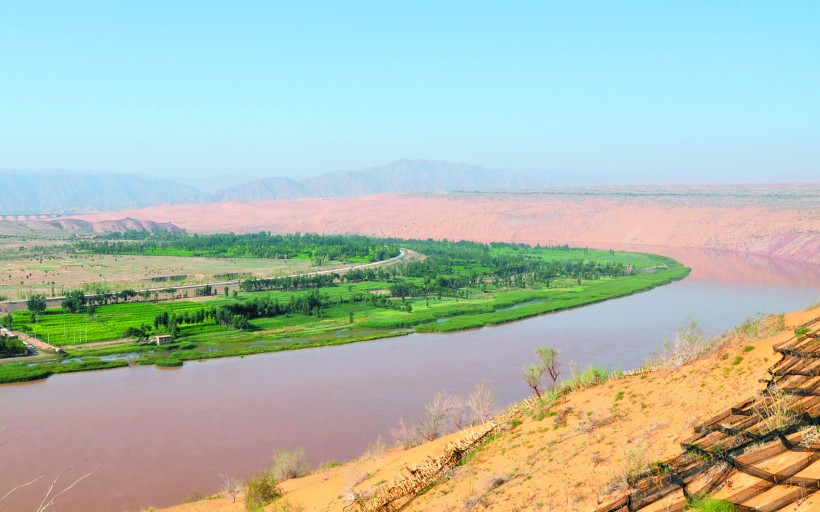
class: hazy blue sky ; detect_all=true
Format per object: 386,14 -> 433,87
1,2 -> 818,183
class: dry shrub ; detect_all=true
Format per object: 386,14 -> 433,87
391,388 -> 484,447
390,384 -> 498,450
271,448 -> 310,482
467,383 -> 497,425
343,465 -> 373,506
731,312 -> 786,340
362,435 -> 387,461
578,405 -> 619,434
754,388 -> 801,433
390,416 -> 425,449
219,473 -> 243,504
801,426 -> 820,447
420,391 -> 465,439
656,320 -> 712,369
622,441 -> 649,487
652,314 -> 785,370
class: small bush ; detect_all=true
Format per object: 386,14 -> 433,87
183,490 -> 203,503
390,391 -> 466,447
742,345 -> 754,352
245,470 -> 280,511
390,417 -> 424,449
271,448 -> 310,481
219,474 -> 243,504
467,383 -> 497,425
731,356 -> 743,365
655,320 -> 712,369
623,442 -> 649,486
755,388 -> 801,433
509,418 -> 523,429
562,366 -> 608,392
362,436 -> 387,460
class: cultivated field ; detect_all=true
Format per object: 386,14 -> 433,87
0,235 -> 689,383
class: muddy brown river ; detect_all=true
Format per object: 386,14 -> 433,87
0,247 -> 818,511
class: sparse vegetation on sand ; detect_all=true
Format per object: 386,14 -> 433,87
152,306 -> 816,512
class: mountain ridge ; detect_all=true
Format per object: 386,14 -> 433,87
0,170 -> 198,214
208,159 -> 558,202
0,160 -> 559,214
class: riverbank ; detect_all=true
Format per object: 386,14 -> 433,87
0,248 -> 688,384
156,304 -> 820,512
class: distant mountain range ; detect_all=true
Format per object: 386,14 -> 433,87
0,170 -> 197,214
207,160 -> 556,203
0,160 -> 561,214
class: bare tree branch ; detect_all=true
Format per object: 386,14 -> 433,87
35,457 -> 105,512
36,458 -> 87,512
38,459 -> 104,512
0,475 -> 45,507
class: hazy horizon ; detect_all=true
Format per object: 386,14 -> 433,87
0,158 -> 816,188
1,2 -> 818,183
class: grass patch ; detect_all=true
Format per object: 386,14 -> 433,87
0,363 -> 53,383
154,358 -> 183,368
458,433 -> 499,467
686,497 -> 738,512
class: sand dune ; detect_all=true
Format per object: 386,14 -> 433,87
74,190 -> 820,264
157,306 -> 820,512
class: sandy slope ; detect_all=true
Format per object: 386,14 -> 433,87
74,190 -> 820,264
156,306 -> 820,512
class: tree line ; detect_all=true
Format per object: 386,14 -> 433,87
74,232 -> 400,263
137,290 -> 330,339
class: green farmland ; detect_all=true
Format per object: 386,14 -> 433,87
0,234 -> 689,383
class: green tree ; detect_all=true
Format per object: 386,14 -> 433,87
26,294 -> 47,322
523,346 -> 561,398
61,289 -> 86,313
124,326 -> 149,341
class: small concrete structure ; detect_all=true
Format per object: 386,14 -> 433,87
150,334 -> 174,346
